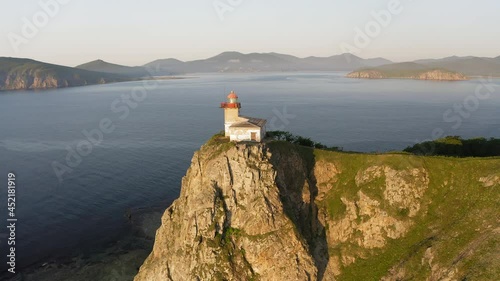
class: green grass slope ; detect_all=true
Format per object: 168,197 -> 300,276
270,141 -> 499,280
320,152 -> 498,280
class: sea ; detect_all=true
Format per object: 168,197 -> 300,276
0,72 -> 499,275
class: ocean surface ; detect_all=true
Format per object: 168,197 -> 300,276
0,72 -> 499,272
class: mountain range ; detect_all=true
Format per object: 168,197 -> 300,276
1,52 -> 499,90
141,52 -> 393,74
78,52 -> 500,77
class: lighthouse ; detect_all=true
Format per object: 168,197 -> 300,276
220,91 -> 267,142
220,91 -> 242,135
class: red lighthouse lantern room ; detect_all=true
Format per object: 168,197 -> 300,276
220,91 -> 241,109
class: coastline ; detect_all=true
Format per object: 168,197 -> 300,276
0,76 -> 197,92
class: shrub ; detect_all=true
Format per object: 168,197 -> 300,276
266,130 -> 342,151
403,136 -> 500,157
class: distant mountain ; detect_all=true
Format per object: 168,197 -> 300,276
4,53 -> 496,91
73,54 -> 500,77
0,57 -> 130,91
141,55 -> 184,74
143,52 -> 393,75
267,52 -> 304,64
76,59 -> 151,78
310,53 -> 393,69
414,56 -> 500,77
413,56 -> 475,65
347,62 -> 468,81
363,57 -> 394,67
0,53 -> 394,91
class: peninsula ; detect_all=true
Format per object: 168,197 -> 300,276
134,134 -> 499,280
0,57 -> 132,91
347,62 -> 468,81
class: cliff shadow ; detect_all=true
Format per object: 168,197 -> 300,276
268,142 -> 329,280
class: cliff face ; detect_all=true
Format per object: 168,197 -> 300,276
346,69 -> 468,81
135,141 -> 499,281
134,143 -> 320,280
0,70 -> 109,90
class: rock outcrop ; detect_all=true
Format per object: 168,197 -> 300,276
134,143 -> 321,280
135,140 -> 500,281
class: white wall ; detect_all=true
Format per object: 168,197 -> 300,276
229,127 -> 262,142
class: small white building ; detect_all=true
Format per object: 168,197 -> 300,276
220,91 -> 267,142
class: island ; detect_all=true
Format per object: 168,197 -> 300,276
347,62 -> 468,81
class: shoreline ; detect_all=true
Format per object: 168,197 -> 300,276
0,76 -> 197,92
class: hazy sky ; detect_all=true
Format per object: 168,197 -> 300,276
1,0 -> 499,66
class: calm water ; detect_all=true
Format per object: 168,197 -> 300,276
0,72 -> 499,271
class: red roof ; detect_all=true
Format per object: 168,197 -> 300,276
227,91 -> 238,99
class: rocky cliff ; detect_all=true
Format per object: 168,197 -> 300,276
0,57 -> 129,91
135,139 -> 499,280
1,70 -> 105,90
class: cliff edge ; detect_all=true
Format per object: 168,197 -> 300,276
135,139 -> 499,280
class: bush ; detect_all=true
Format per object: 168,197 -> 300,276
265,131 -> 294,142
403,136 -> 500,157
266,131 -> 342,151
293,136 -> 315,147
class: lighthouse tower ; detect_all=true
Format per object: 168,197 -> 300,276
220,91 -> 267,142
220,91 -> 242,137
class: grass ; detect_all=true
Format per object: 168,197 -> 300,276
266,140 -> 499,280
319,151 -> 499,280
205,132 -> 235,161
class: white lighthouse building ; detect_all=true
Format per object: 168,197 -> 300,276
220,91 -> 267,142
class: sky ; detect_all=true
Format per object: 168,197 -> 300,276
0,0 -> 499,67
